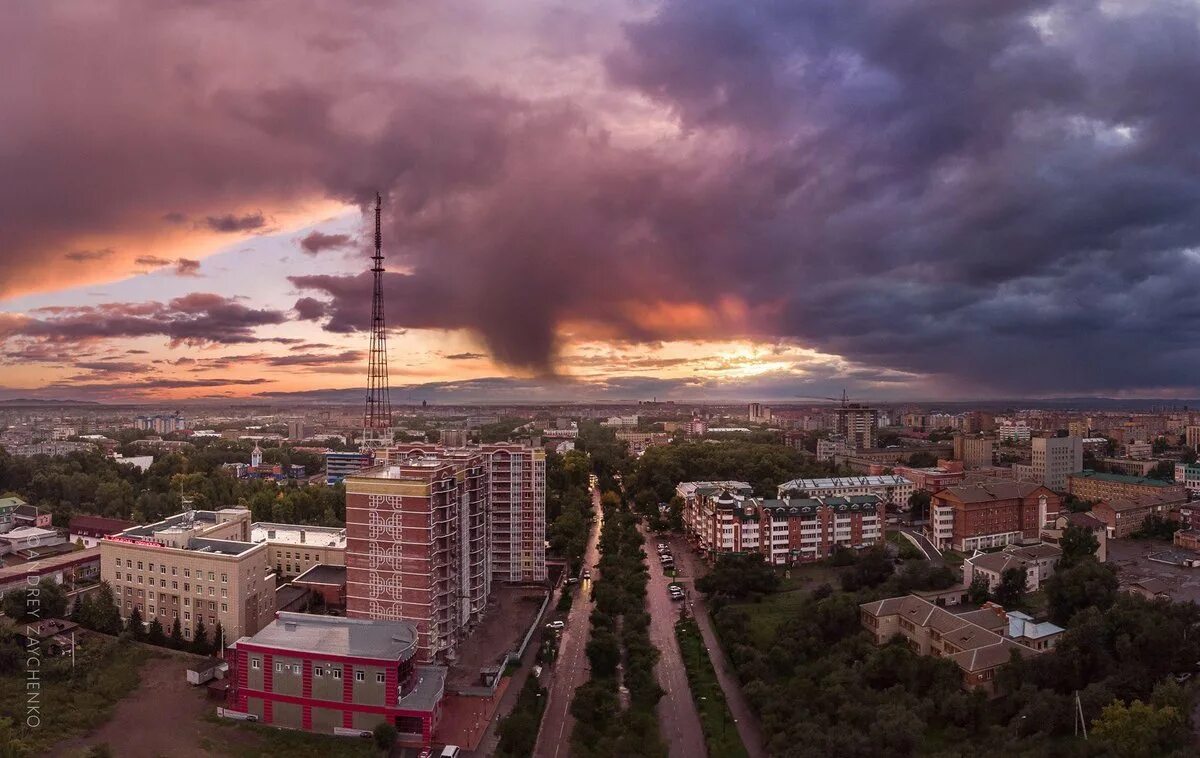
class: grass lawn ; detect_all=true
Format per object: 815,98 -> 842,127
677,618 -> 749,758
0,633 -> 151,756
887,532 -> 925,560
725,591 -> 808,649
941,550 -> 965,565
200,713 -> 377,758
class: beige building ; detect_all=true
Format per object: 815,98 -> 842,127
101,507 -> 276,644
1188,425 -> 1200,451
953,435 -> 995,469
251,522 -> 346,579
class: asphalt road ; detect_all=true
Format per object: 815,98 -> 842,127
641,527 -> 706,758
670,534 -> 767,758
534,487 -> 602,758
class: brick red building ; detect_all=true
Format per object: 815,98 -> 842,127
928,481 -> 1060,552
344,454 -> 487,662
228,612 -> 446,745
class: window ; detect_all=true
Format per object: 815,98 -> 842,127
172,610 -> 178,619
221,588 -> 227,598
126,573 -> 132,581
148,563 -> 154,572
184,598 -> 190,607
305,554 -> 310,561
114,557 -> 121,565
332,669 -> 342,680
376,673 -> 385,684
172,581 -> 178,590
221,573 -> 227,583
275,662 -> 281,672
137,561 -> 143,570
137,576 -> 143,584
221,603 -> 228,612
252,658 -> 261,670
208,571 -> 214,581
209,602 -> 216,611
184,612 -> 190,621
161,565 -> 166,574
314,667 -> 323,677
184,568 -> 190,578
209,587 -> 215,595
355,671 -> 365,682
184,629 -> 191,639
126,559 -> 132,568
171,567 -> 177,576
184,583 -> 189,592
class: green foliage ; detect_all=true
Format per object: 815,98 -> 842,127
839,547 -> 895,592
629,439 -> 830,502
126,606 -> 145,639
0,444 -> 345,530
72,582 -> 123,635
906,451 -> 938,468
2,578 -> 67,621
496,676 -> 547,758
1091,699 -> 1191,758
371,721 -> 397,752
695,553 -> 780,606
169,616 -> 185,650
993,566 -> 1027,608
192,617 -> 211,655
1058,524 -> 1100,568
968,575 -> 990,605
146,616 -> 166,646
1132,514 -> 1180,540
1044,558 -> 1118,626
907,490 -> 932,520
677,618 -> 748,758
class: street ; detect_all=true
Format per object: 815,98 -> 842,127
640,526 -> 706,758
669,533 -> 767,758
533,487 -> 603,758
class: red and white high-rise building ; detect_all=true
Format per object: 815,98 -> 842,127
343,452 -> 487,662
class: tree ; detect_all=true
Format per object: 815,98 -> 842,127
993,567 -> 1027,608
907,490 -> 932,520
192,617 -> 210,655
169,617 -> 185,650
88,582 -> 124,634
585,630 -> 621,677
212,621 -> 225,653
906,451 -> 938,468
1059,525 -> 1099,568
372,721 -> 397,752
1091,699 -> 1190,758
147,616 -> 166,646
2,578 -> 67,621
127,606 -> 145,639
1045,558 -> 1118,626
968,575 -> 991,606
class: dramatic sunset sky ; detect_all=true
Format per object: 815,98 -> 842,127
4,0 -> 1200,403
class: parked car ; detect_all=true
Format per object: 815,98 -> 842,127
546,620 -> 565,630
582,570 -> 591,579
441,747 -> 462,758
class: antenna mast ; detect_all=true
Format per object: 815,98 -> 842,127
363,193 -> 392,445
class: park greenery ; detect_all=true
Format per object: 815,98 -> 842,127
0,442 -> 345,529
699,545 -> 1196,757
546,449 -> 593,575
570,496 -> 667,758
677,617 -> 748,758
628,440 -> 831,503
496,674 -> 548,758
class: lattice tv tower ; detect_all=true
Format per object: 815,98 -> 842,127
362,192 -> 392,447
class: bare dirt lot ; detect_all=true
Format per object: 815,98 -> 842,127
52,653 -> 214,757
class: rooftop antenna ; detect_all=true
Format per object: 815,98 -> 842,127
363,193 -> 392,446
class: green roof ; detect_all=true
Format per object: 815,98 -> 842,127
1071,470 -> 1176,487
0,496 -> 28,511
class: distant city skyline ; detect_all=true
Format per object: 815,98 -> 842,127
6,2 -> 1200,402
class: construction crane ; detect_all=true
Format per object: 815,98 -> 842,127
795,390 -> 853,407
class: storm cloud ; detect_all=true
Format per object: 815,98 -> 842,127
7,1 -> 1200,395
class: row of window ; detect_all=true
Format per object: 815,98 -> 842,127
114,558 -> 229,583
251,658 -> 386,684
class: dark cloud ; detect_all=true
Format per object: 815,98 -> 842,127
204,212 -> 266,233
443,352 -> 486,361
134,255 -> 172,268
262,350 -> 363,367
0,293 -> 288,347
49,377 -> 272,392
64,249 -> 114,263
11,2 -> 1200,396
299,231 -> 352,255
292,296 -> 327,321
174,258 -> 202,276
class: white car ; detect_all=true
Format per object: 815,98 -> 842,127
546,620 -> 565,630
441,747 -> 462,758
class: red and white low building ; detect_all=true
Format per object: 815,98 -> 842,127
226,612 -> 446,745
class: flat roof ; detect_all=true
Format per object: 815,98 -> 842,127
251,523 -> 346,549
0,547 -> 100,584
293,564 -> 347,586
780,476 -> 911,489
1071,470 -> 1178,487
241,612 -> 418,661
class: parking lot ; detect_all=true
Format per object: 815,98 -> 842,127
1108,539 -> 1200,603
